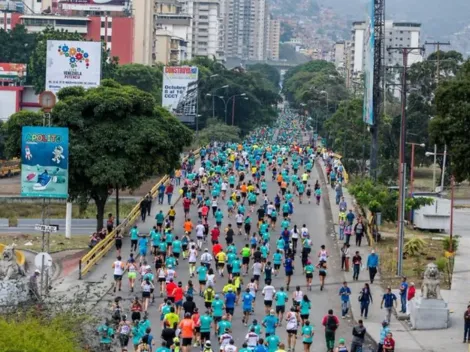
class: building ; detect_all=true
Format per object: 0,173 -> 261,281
133,0 -> 155,65
155,0 -> 192,63
349,20 -> 422,74
223,0 -> 278,61
333,40 -> 353,86
267,17 -> 280,60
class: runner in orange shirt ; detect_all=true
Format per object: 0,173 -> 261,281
276,173 -> 283,187
179,312 -> 195,352
184,219 -> 194,235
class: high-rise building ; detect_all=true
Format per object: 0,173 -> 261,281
180,0 -> 223,60
349,20 -> 422,74
133,0 -> 155,65
223,0 -> 277,61
267,16 -> 280,60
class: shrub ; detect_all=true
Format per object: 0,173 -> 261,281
435,257 -> 447,272
404,236 -> 426,257
442,235 -> 459,253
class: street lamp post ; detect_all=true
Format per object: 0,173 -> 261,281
206,84 -> 229,118
450,175 -> 455,252
406,142 -> 425,196
425,145 -> 447,192
215,93 -> 246,124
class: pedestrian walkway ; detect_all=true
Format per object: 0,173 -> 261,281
318,156 -> 467,352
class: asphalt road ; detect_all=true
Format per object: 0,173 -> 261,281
93,148 -> 358,351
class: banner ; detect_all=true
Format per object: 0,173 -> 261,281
59,0 -> 127,4
362,0 -> 375,125
0,63 -> 26,82
45,40 -> 102,94
21,127 -> 69,199
162,66 -> 198,118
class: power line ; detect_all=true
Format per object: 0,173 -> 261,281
424,41 -> 451,83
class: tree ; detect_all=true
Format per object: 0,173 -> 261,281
248,63 -> 281,90
0,25 -> 37,64
29,27 -> 118,93
198,118 -> 241,145
4,81 -> 193,229
113,63 -> 162,97
3,111 -> 43,159
429,59 -> 470,182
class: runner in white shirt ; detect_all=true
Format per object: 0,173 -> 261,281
221,181 -> 228,200
301,225 -> 309,238
285,307 -> 300,351
201,249 -> 213,268
188,245 -> 198,277
235,213 -> 244,236
291,226 -> 300,252
318,245 -> 329,262
262,284 -> 276,314
245,330 -> 259,349
267,203 -> 275,217
165,265 -> 176,283
219,332 -> 233,351
196,222 -> 205,250
252,262 -> 263,284
112,256 -> 125,293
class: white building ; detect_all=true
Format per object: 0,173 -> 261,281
349,20 -> 422,74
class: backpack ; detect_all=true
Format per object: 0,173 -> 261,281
326,315 -> 338,331
206,288 -> 214,301
139,343 -> 150,352
112,305 -> 122,320
101,326 -> 110,338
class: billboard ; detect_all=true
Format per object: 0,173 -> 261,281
162,66 -> 199,119
45,40 -> 102,94
59,0 -> 128,10
0,63 -> 27,82
21,127 -> 69,199
363,0 -> 375,125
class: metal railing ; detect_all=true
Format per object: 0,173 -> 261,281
78,148 -> 201,279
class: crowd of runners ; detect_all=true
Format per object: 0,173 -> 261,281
98,111 -> 353,352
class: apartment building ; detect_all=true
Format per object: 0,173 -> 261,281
223,0 -> 277,61
349,20 -> 422,74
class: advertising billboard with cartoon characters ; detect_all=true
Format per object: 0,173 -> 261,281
21,127 -> 69,199
45,40 -> 102,94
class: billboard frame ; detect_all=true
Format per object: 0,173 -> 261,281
21,126 -> 69,199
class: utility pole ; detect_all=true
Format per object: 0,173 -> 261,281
424,41 -> 451,83
387,45 -> 425,276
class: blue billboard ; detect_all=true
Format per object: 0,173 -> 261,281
21,127 -> 69,199
363,0 -> 375,125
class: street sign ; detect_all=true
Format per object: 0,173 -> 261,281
34,224 -> 58,233
35,252 -> 53,269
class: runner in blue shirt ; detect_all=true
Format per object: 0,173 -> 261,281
242,288 -> 255,326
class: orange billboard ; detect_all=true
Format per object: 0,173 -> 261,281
0,63 -> 27,82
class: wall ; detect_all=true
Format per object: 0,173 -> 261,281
111,17 -> 133,64
0,89 -> 17,121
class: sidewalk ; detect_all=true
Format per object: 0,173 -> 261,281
317,158 -> 466,352
48,158 -> 202,309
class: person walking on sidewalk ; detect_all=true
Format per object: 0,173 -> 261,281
406,282 -> 416,314
377,321 -> 390,352
380,287 -> 397,323
322,309 -> 339,352
351,320 -> 366,352
341,244 -> 351,272
399,277 -> 408,313
339,281 -> 351,318
346,210 -> 355,226
359,283 -> 373,319
353,219 -> 366,247
352,251 -> 362,281
366,250 -> 379,283
463,305 -> 470,343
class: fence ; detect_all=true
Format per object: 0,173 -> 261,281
78,148 -> 201,279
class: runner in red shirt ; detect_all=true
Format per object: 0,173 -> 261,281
183,197 -> 191,216
166,279 -> 177,303
211,226 -> 220,244
201,205 -> 209,219
212,241 -> 222,256
173,281 -> 185,315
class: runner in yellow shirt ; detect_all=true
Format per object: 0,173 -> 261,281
215,250 -> 227,276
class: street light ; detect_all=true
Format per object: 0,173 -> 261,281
215,93 -> 246,125
206,84 -> 229,118
425,144 -> 447,193
406,142 -> 425,196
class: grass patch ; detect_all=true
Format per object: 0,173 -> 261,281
413,166 -> 470,199
0,233 -> 90,252
376,234 -> 452,290
0,201 -> 137,226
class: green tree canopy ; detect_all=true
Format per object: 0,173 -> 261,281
247,63 -> 281,90
4,80 -> 193,229
0,25 -> 37,64
429,59 -> 470,182
198,118 -> 241,145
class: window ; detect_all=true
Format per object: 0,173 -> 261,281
56,19 -> 86,26
107,36 -> 111,42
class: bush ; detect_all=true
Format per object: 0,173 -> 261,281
404,236 -> 426,257
0,313 -> 84,351
442,235 -> 459,253
435,257 -> 448,272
